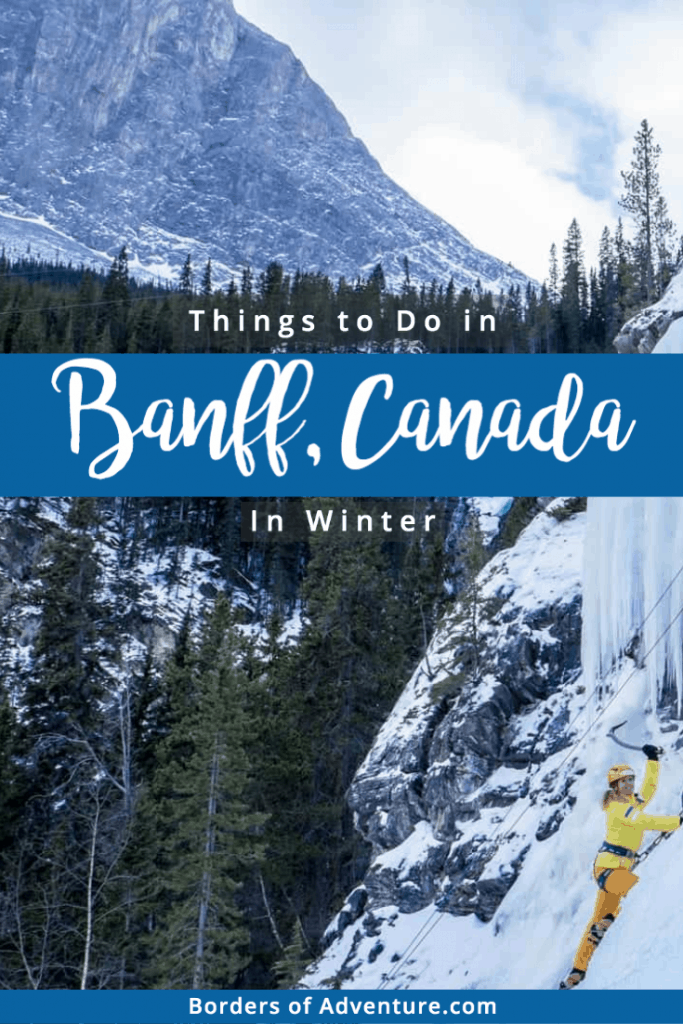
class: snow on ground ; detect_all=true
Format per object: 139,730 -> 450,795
373,822 -> 444,878
651,269 -> 683,320
0,498 -> 297,689
653,317 -> 683,353
306,658 -> 683,990
367,505 -> 584,770
478,503 -> 583,613
470,498 -> 513,544
306,497 -> 683,992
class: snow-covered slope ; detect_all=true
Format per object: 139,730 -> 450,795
653,314 -> 683,353
0,497 -> 255,686
0,0 -> 531,293
614,269 -> 683,353
306,497 -> 683,991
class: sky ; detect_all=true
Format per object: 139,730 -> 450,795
235,0 -> 683,284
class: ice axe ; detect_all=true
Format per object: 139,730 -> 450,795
607,721 -> 664,757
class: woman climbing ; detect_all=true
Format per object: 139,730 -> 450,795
560,744 -> 682,989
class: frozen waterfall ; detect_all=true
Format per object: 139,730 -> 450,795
582,497 -> 683,714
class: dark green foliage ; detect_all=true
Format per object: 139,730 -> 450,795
0,250 -> 629,354
546,497 -> 588,520
619,119 -> 676,304
101,246 -> 131,353
0,692 -> 25,854
251,498 -> 448,963
2,499 -> 136,990
256,502 -> 402,922
560,219 -> 588,354
201,259 -> 213,297
0,495 -> 452,989
136,597 -> 265,989
273,919 -> 311,988
179,253 -> 194,296
444,511 -> 488,692
496,497 -> 541,552
24,497 -> 109,745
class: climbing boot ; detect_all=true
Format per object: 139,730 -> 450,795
559,968 -> 586,989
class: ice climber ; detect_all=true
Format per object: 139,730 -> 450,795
560,744 -> 682,989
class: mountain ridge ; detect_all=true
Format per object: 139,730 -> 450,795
0,0 -> 531,292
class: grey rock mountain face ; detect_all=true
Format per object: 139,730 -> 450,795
613,269 -> 683,353
0,0 -> 529,290
311,499 -> 586,983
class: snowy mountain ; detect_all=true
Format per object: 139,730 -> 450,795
305,495 -> 683,991
0,0 -> 530,293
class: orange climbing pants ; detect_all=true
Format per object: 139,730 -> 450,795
573,867 -> 639,973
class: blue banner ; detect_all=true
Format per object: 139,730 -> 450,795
0,353 -> 678,495
0,987 -> 680,1022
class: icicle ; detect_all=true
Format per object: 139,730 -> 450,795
582,497 -> 683,715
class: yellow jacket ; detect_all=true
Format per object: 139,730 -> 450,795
595,760 -> 680,872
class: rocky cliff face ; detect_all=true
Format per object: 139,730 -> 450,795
308,499 -> 587,985
0,0 -> 530,291
613,270 -> 683,353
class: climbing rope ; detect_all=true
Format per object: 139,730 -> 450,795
376,560 -> 683,990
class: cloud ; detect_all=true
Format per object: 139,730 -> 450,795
385,125 -> 613,281
235,0 -> 681,283
546,5 -> 683,232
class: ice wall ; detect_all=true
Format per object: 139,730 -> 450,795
582,497 -> 683,714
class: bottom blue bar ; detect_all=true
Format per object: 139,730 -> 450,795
0,989 -> 680,1023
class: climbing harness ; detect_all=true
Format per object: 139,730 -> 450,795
377,565 -> 683,992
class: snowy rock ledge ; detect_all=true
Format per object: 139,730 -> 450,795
307,501 -> 586,987
613,268 -> 683,353
307,498 -> 683,990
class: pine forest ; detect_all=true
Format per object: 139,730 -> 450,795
0,495 -> 477,989
1,122 -> 680,357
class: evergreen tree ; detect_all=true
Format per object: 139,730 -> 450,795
0,690 -> 25,856
560,219 -> 587,352
201,258 -> 213,297
614,217 -> 638,326
431,509 -> 487,704
596,226 -> 618,347
179,253 -> 194,295
535,283 -> 555,355
273,919 -> 311,988
101,246 -> 131,352
7,499 -> 130,988
24,498 -> 110,751
619,119 -> 674,303
653,194 -> 676,296
548,243 -> 560,307
457,512 -> 488,683
71,270 -> 98,353
256,500 -> 414,945
368,262 -> 385,293
140,597 -> 264,988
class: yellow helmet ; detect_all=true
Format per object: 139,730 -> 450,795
607,764 -> 634,786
